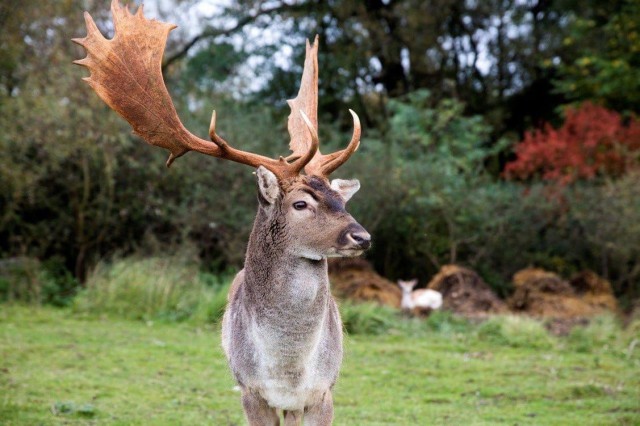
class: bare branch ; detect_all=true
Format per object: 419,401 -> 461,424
161,2 -> 309,72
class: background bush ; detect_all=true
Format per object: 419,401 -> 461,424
0,257 -> 78,306
73,254 -> 231,324
339,302 -> 401,335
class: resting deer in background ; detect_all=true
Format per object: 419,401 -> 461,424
74,2 -> 370,424
397,279 -> 443,311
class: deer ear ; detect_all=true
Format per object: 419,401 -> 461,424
330,179 -> 360,202
256,166 -> 281,205
409,279 -> 419,288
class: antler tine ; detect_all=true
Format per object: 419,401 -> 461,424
320,109 -> 361,175
305,109 -> 361,177
290,110 -> 320,173
206,109 -> 309,179
209,110 -> 229,149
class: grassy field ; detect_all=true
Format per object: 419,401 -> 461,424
1,305 -> 639,425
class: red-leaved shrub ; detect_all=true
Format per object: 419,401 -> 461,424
504,102 -> 640,184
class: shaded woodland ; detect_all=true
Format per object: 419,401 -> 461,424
1,0 -> 639,302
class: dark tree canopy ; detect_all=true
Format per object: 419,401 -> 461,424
184,0 -> 598,135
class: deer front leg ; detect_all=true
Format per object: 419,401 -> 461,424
242,389 -> 280,426
303,391 -> 334,426
283,409 -> 303,426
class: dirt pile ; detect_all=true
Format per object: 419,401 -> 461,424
569,270 -> 618,312
328,258 -> 401,308
426,265 -> 507,317
508,268 -> 617,318
512,268 -> 574,295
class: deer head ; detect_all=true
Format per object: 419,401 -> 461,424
397,279 -> 419,292
73,1 -> 369,261
255,168 -> 370,261
248,35 -> 369,260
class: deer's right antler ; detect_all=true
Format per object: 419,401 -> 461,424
73,0 -> 317,181
286,36 -> 361,179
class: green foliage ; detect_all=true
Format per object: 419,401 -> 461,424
422,309 -> 473,335
566,314 -> 624,353
554,0 -> 640,113
349,308 -> 476,340
339,301 -> 629,357
1,0 -> 639,302
0,257 -> 44,304
189,273 -> 232,325
51,401 -> 96,418
73,255 -> 231,324
0,257 -> 79,306
183,41 -> 247,92
233,0 -> 576,130
0,60 -> 276,277
341,90 -> 639,296
0,0 -> 284,279
477,316 -> 554,349
566,173 -> 640,296
347,90 -> 514,282
478,172 -> 640,298
339,301 -> 400,335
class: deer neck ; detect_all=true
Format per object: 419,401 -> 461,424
242,208 -> 330,311
401,290 -> 414,309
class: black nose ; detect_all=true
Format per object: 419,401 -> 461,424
349,230 -> 371,250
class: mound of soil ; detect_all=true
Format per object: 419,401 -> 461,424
426,265 -> 507,317
508,268 -> 617,319
328,258 -> 401,308
569,270 -> 612,295
512,268 -> 574,295
569,270 -> 618,312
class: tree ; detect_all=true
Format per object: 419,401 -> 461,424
554,0 -> 640,114
504,102 -> 640,184
346,90 -> 512,282
165,0 -> 579,138
0,0 -> 282,279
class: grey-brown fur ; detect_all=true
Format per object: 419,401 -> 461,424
222,168 -> 370,425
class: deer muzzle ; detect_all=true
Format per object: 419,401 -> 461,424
339,222 -> 371,252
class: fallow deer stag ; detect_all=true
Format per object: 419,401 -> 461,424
73,1 -> 370,424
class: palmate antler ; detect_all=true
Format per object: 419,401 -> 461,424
286,37 -> 361,177
73,1 -> 359,180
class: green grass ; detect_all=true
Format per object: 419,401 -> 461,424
73,257 -> 231,324
1,306 -> 639,425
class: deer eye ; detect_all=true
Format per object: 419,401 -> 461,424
293,201 -> 307,210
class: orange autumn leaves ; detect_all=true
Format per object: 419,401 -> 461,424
505,102 -> 640,184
